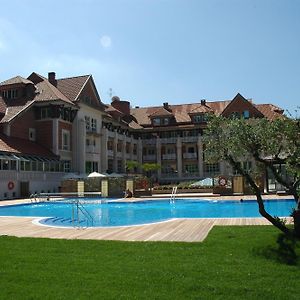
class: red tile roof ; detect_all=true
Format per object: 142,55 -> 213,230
33,77 -> 75,105
131,97 -> 284,126
0,133 -> 57,157
0,99 -> 35,123
255,104 -> 285,120
0,76 -> 33,86
56,75 -> 90,102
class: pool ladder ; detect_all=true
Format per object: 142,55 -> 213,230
72,200 -> 94,227
170,186 -> 177,203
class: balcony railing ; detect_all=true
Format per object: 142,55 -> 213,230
86,145 -> 100,154
144,139 -> 157,145
143,155 -> 156,161
162,153 -> 177,160
181,136 -> 198,143
160,137 -> 177,144
183,153 -> 197,159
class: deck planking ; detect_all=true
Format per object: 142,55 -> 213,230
0,216 -> 291,242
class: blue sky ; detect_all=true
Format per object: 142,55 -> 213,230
0,0 -> 299,115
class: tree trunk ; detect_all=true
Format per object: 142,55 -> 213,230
227,155 -> 292,236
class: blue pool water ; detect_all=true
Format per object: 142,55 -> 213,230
0,198 -> 296,227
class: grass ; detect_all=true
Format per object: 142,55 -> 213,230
0,226 -> 299,299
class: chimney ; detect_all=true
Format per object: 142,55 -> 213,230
111,96 -> 130,115
48,72 -> 57,87
163,102 -> 169,110
201,99 -> 206,106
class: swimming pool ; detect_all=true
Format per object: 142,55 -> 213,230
0,198 -> 296,227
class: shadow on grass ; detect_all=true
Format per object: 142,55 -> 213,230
254,234 -> 300,266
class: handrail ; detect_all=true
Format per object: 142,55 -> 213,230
72,200 -> 94,227
170,186 -> 177,203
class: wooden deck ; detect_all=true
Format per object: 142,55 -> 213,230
0,216 -> 288,242
0,197 -> 293,242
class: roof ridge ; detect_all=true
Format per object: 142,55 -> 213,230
57,74 -> 90,81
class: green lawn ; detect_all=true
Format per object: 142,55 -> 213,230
0,226 -> 299,299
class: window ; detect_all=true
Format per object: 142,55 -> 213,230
2,89 -> 18,99
148,148 -> 155,155
107,140 -> 113,150
29,128 -> 36,141
63,160 -> 71,172
133,144 -> 137,155
126,143 -> 130,153
86,139 -> 90,146
107,159 -> 113,173
117,160 -> 122,173
152,118 -> 161,126
41,107 -> 51,119
85,116 -> 90,131
234,161 -> 252,175
188,147 -> 195,153
62,130 -> 70,151
192,114 -> 207,123
243,110 -> 250,119
163,118 -> 169,125
117,142 -> 122,152
185,164 -> 198,173
204,163 -> 220,175
91,118 -> 97,132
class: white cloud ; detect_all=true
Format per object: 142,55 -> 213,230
100,35 -> 112,48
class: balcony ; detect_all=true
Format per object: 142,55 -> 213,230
143,155 -> 156,161
160,137 -> 177,144
144,139 -> 157,145
86,129 -> 101,137
86,145 -> 100,154
181,136 -> 198,143
107,150 -> 114,157
183,153 -> 197,159
162,153 -> 177,160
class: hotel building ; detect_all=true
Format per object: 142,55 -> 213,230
0,72 -> 284,198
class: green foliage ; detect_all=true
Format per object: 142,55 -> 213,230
0,227 -> 299,299
204,115 -> 300,191
125,160 -> 139,172
141,163 -> 161,172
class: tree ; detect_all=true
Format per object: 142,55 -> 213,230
203,115 -> 300,238
125,160 -> 140,174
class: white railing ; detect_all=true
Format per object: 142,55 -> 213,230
86,145 -> 100,154
160,137 -> 177,144
143,155 -> 156,161
183,153 -> 197,159
170,186 -> 177,203
144,139 -> 157,145
181,136 -> 198,143
162,153 -> 177,160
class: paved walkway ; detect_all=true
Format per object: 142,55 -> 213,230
0,195 -> 293,242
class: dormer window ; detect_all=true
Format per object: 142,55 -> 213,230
153,118 -> 161,126
192,114 -> 207,123
152,117 -> 171,126
2,89 -> 19,99
163,117 -> 170,125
